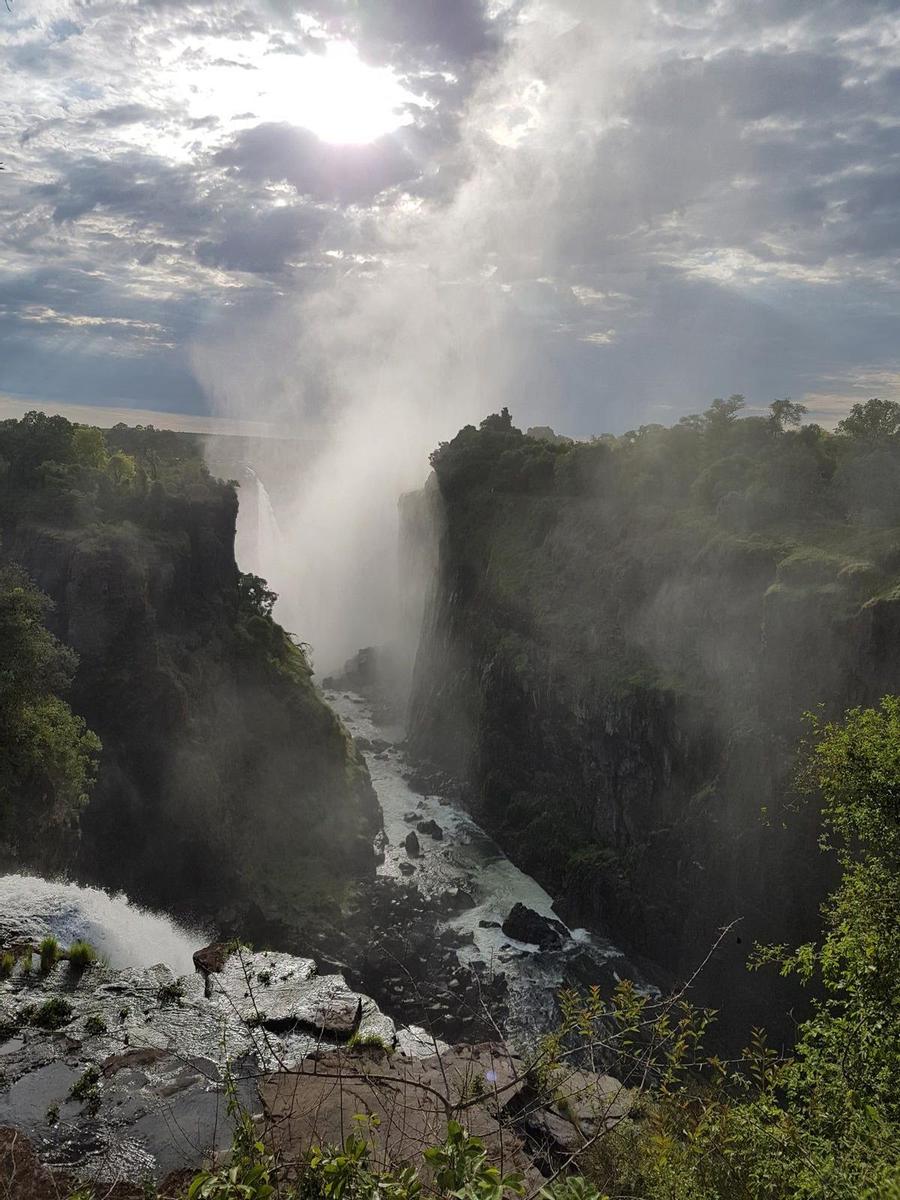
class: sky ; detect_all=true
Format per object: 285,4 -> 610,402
2,0 -> 900,439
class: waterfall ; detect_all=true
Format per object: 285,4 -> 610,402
234,466 -> 283,581
254,470 -> 283,572
0,874 -> 205,973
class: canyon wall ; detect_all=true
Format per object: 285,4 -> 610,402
407,411 -> 900,1044
0,416 -> 378,938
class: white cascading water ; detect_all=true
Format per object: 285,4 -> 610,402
253,470 -> 283,574
0,874 -> 205,974
232,466 -> 284,582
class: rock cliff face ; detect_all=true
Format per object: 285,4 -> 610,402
0,447 -> 378,937
406,416 -> 900,1045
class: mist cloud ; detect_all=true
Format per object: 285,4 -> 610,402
5,0 -> 900,664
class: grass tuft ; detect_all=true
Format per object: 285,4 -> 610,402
39,935 -> 60,973
67,940 -> 98,971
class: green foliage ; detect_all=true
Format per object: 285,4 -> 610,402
424,1119 -> 524,1200
31,996 -> 73,1030
835,397 -> 900,441
67,940 -> 98,970
84,1014 -> 107,1037
238,573 -> 278,619
0,565 -> 100,854
345,1031 -> 390,1052
565,696 -> 900,1199
769,398 -> 807,432
106,448 -> 137,488
0,951 -> 15,978
541,1179 -> 606,1200
72,425 -> 109,470
67,1064 -> 102,1117
38,935 -> 60,973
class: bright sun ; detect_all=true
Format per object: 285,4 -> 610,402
191,39 -> 420,147
290,42 -> 417,144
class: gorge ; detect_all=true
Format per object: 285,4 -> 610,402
2,403 -> 900,1196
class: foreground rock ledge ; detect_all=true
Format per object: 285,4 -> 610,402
0,941 -> 628,1192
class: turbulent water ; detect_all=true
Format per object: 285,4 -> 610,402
0,698 -> 640,1049
0,874 -> 205,974
328,689 -> 635,1043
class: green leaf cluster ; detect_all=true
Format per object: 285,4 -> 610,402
0,564 -> 100,854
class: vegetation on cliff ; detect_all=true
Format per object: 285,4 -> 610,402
411,399 -> 900,1040
0,564 -> 100,860
0,411 -> 376,927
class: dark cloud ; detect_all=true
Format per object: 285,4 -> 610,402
196,202 -> 328,273
214,122 -> 420,202
33,152 -> 204,229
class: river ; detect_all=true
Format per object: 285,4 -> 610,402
327,688 -> 647,1047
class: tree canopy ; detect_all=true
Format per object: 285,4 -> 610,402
0,566 -> 100,856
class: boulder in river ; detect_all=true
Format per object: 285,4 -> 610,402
416,819 -> 444,840
404,831 -> 421,857
501,903 -> 568,951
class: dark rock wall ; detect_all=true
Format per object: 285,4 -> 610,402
407,448 -> 900,1046
1,487 -> 378,936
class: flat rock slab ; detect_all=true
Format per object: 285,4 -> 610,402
261,1045 -> 541,1188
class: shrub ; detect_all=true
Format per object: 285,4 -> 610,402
84,1014 -> 107,1037
346,1032 -> 391,1052
32,997 -> 74,1030
68,1064 -> 101,1115
0,952 -> 15,978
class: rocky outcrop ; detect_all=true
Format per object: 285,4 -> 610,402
0,941 -> 628,1192
0,941 -> 433,1184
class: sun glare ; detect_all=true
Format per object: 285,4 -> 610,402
290,42 -> 417,144
181,38 -> 422,151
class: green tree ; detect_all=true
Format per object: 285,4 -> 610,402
106,449 -> 137,488
72,425 -> 109,470
619,700 -> 900,1197
835,397 -> 900,442
238,572 -> 278,618
768,397 -> 807,432
0,566 -> 100,854
704,394 -> 745,430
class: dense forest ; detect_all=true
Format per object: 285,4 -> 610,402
410,397 -> 900,1043
0,411 -> 377,937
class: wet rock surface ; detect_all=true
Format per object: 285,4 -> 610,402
502,904 -> 569,951
0,941 -> 432,1187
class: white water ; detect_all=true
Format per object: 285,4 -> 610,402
231,466 -> 284,582
253,471 -> 283,573
0,875 -> 205,974
328,690 -> 628,1039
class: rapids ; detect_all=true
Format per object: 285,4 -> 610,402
327,689 -> 643,1045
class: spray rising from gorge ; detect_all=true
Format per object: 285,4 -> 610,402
192,0 -> 654,673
